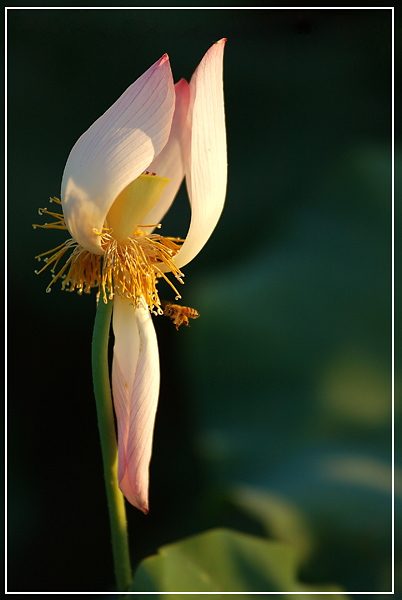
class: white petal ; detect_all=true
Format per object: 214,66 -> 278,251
112,296 -> 160,513
61,55 -> 175,254
173,39 -> 227,269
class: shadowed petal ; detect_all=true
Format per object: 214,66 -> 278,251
61,55 -> 175,254
106,174 -> 170,241
141,78 -> 191,234
112,296 -> 160,513
173,39 -> 227,269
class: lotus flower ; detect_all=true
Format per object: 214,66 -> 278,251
35,40 -> 227,513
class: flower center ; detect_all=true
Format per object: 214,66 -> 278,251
99,228 -> 184,312
34,195 -> 185,314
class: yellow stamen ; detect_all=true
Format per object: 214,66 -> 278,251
34,198 -> 185,313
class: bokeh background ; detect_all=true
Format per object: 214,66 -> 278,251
7,7 -> 397,595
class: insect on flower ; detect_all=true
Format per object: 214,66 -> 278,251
35,40 -> 227,513
163,302 -> 200,330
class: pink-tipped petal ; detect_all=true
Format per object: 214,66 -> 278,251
61,55 -> 175,254
112,296 -> 160,513
173,39 -> 227,269
141,78 -> 191,233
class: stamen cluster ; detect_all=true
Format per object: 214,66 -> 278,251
34,198 -> 185,314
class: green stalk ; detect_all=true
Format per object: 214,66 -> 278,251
91,298 -> 132,592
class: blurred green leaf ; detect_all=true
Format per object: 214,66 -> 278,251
130,527 -> 347,596
228,485 -> 315,564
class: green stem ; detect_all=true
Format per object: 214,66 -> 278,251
91,298 -> 132,592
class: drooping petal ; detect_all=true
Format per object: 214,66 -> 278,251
111,297 -> 140,499
172,39 -> 227,269
141,78 -> 191,234
61,55 -> 175,254
112,295 -> 160,513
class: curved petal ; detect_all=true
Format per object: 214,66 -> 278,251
61,55 -> 175,254
141,78 -> 191,234
172,39 -> 227,269
112,295 -> 160,513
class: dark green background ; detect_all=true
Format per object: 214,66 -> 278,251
7,7 -> 396,594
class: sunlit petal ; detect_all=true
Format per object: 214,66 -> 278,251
173,39 -> 227,269
61,55 -> 175,254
